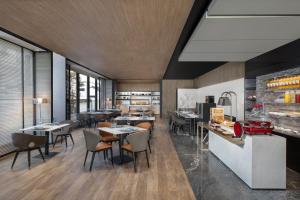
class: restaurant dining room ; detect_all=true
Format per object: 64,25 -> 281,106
0,0 -> 300,200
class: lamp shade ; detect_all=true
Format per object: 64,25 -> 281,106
217,96 -> 232,106
42,98 -> 48,104
33,98 -> 48,104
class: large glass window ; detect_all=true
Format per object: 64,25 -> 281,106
66,61 -> 110,115
100,78 -> 106,109
23,49 -> 34,127
0,39 -> 23,156
79,74 -> 87,112
105,80 -> 112,108
97,79 -> 100,110
70,70 -> 77,119
89,77 -> 96,111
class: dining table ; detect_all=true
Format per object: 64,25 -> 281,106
114,116 -> 155,122
98,125 -> 146,164
20,123 -> 70,156
99,108 -> 121,112
84,111 -> 113,115
175,111 -> 200,136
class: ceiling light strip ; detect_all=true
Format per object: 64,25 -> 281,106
205,12 -> 300,19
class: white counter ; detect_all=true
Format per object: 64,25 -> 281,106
209,131 -> 286,189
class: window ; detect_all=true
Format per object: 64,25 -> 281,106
70,70 -> 77,119
79,74 -> 87,112
97,79 -> 100,110
0,39 -> 23,156
89,77 -> 96,111
66,61 -> 110,115
0,39 -> 36,156
23,49 -> 34,127
99,78 -> 106,109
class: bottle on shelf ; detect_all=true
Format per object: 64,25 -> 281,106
296,90 -> 300,103
284,91 -> 291,103
290,90 -> 296,103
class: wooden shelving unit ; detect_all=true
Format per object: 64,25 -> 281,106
115,91 -> 160,114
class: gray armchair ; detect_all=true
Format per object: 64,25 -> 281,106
121,131 -> 150,172
135,122 -> 152,153
83,130 -> 114,171
11,133 -> 46,169
52,120 -> 75,148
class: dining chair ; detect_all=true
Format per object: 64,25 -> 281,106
97,122 -> 120,144
83,130 -> 114,171
94,114 -> 106,127
78,113 -> 90,128
171,113 -> 186,134
52,120 -> 75,149
11,133 -> 47,169
121,131 -> 150,172
135,122 -> 152,153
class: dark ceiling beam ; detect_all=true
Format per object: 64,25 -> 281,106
163,0 -> 225,79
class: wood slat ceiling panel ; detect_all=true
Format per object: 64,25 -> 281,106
0,0 -> 194,80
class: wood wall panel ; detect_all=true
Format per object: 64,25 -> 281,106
193,62 -> 245,88
162,80 -> 194,118
117,81 -> 160,92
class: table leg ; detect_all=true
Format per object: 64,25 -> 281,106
119,134 -> 124,164
45,131 -> 49,156
196,123 -> 199,146
200,122 -> 203,150
190,118 -> 192,135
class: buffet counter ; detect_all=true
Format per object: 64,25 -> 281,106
208,127 -> 286,189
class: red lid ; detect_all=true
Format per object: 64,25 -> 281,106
234,122 -> 243,137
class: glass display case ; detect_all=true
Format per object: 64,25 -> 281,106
255,67 -> 300,138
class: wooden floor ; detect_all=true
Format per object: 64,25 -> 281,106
0,119 -> 195,200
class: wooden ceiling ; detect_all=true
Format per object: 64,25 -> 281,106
0,0 -> 194,80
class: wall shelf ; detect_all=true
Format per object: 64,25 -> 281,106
115,91 -> 160,114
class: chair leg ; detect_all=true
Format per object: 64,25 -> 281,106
69,134 -> 75,145
27,150 -> 31,169
133,152 -> 137,172
148,140 -> 152,153
38,148 -> 45,161
53,136 -> 59,148
106,150 -> 109,160
110,148 -> 114,167
145,150 -> 150,168
65,135 -> 68,148
103,150 -> 106,160
90,152 -> 96,172
11,151 -> 19,169
61,135 -> 63,144
83,151 -> 89,166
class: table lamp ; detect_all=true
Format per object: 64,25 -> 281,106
33,98 -> 48,124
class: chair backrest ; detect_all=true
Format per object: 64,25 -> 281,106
83,130 -> 100,151
59,120 -> 75,133
60,120 -> 74,125
135,122 -> 151,130
12,133 -> 46,150
126,131 -> 149,152
172,113 -> 186,125
97,121 -> 112,128
95,114 -> 106,120
116,120 -> 128,125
